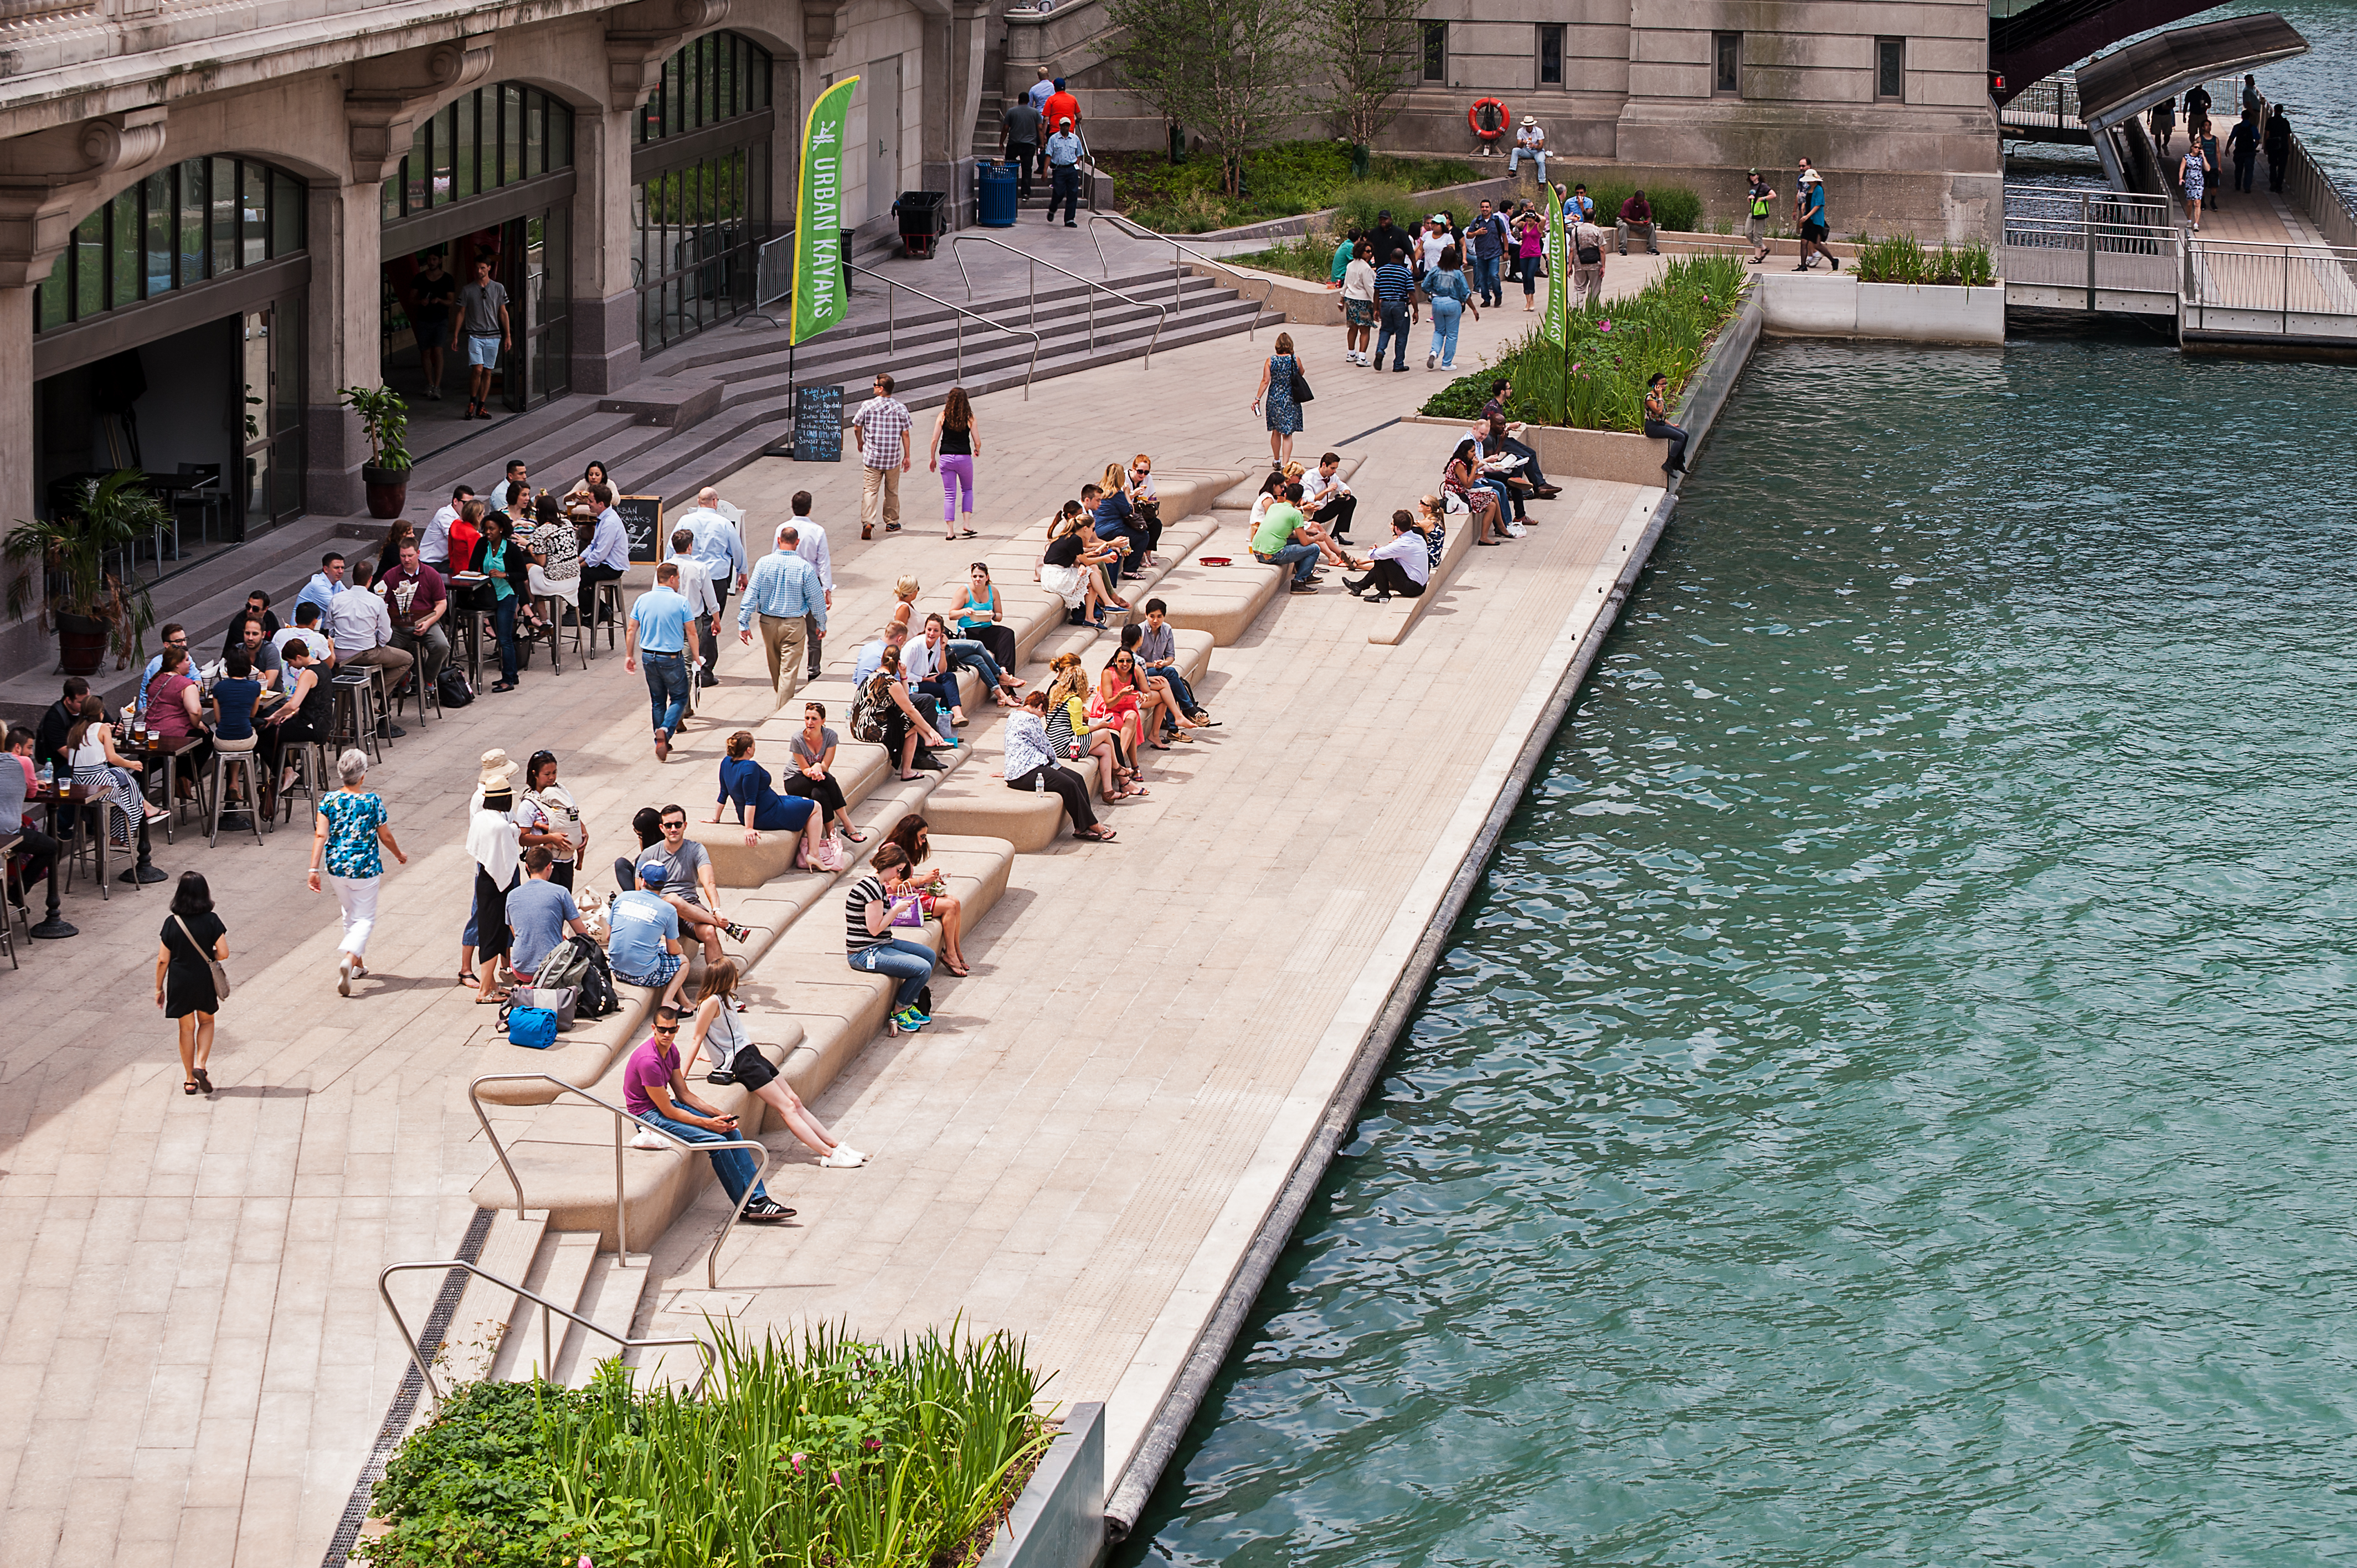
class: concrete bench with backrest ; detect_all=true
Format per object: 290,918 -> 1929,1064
469,835 -> 1017,1245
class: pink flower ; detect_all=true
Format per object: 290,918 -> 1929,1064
1597,318 -> 1614,333
831,1471 -> 842,1486
579,1558 -> 595,1568
1571,363 -> 1583,373
863,1437 -> 883,1451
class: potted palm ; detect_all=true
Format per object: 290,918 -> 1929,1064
3,470 -> 163,674
342,383 -> 414,519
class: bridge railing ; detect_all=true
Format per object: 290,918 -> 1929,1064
2001,188 -> 2183,303
2283,131 -> 2357,252
2184,238 -> 2357,333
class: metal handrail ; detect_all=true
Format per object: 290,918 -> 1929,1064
469,1072 -> 770,1290
844,261 -> 1042,399
946,233 -> 1167,368
379,1258 -> 714,1416
1086,212 -> 1273,341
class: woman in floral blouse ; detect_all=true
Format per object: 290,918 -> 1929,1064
307,747 -> 407,997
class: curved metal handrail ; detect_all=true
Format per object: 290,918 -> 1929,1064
379,1258 -> 714,1416
1087,212 -> 1273,341
469,1072 -> 770,1290
845,261 -> 1042,399
946,233 -> 1168,368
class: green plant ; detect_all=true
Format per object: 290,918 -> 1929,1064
339,383 -> 415,472
1229,233 -> 1344,282
1421,254 -> 1748,431
1850,234 -> 1998,287
1108,0 -> 1308,197
3,469 -> 163,663
1107,140 -> 1474,234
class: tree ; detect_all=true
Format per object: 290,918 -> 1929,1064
1108,0 -> 1308,197
1315,0 -> 1423,176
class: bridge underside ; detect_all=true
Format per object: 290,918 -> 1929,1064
1992,0 -> 2224,102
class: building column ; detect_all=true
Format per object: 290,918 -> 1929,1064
927,0 -> 986,227
303,178 -> 378,518
570,105 -> 641,395
0,285 -> 30,543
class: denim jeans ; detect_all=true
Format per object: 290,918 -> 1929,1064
1147,664 -> 1198,725
488,594 -> 518,684
1508,147 -> 1547,183
946,638 -> 1003,689
639,1109 -> 770,1207
1256,543 -> 1320,584
1374,304 -> 1411,369
1428,300 -> 1464,367
1049,165 -> 1080,223
642,650 -> 689,735
848,936 -> 936,1009
1470,252 -> 1501,305
914,674 -> 961,718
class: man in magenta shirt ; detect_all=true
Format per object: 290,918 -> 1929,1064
624,1007 -> 792,1222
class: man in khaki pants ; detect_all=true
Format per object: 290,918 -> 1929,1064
851,372 -> 913,538
736,523 -> 827,702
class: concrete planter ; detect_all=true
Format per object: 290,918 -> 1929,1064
1756,272 -> 2003,344
981,1402 -> 1105,1568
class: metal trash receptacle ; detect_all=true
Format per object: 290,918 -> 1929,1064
895,190 -> 949,257
975,161 -> 1018,228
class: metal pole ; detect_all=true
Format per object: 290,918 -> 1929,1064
956,317 -> 964,381
542,1286 -> 553,1379
2284,246 -> 2291,334
1089,290 -> 1096,350
1030,259 -> 1037,329
613,1113 -> 628,1262
2085,195 -> 2096,313
888,285 -> 896,352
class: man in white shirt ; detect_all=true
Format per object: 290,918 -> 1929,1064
421,484 -> 473,570
786,489 -> 832,679
324,558 -> 413,736
672,487 -> 745,684
662,525 -> 719,673
1509,117 -> 1547,184
1299,452 -> 1358,543
1342,509 -> 1434,601
276,602 -> 335,670
574,481 -> 632,627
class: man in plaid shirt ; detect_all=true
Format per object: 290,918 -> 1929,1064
852,373 -> 914,539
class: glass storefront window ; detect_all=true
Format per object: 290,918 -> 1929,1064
34,154 -> 306,332
633,33 -> 772,352
637,29 -> 769,143
379,84 -> 574,220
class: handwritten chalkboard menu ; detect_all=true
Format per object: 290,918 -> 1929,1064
617,494 -> 664,562
791,385 -> 844,462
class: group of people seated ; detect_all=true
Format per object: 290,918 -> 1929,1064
1035,453 -> 1164,629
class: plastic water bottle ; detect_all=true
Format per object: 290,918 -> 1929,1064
1034,771 -> 1044,793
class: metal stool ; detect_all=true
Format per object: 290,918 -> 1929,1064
393,658 -> 440,726
276,741 -> 328,826
529,594 -> 572,674
151,744 -> 206,843
329,672 -> 382,766
0,832 -> 18,969
63,790 -> 127,900
208,746 -> 266,845
359,663 -> 393,742
593,580 -> 624,651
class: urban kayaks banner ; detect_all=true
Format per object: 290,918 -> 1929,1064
791,75 -> 860,345
1542,183 -> 1569,347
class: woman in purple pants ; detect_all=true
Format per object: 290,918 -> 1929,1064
929,386 -> 980,541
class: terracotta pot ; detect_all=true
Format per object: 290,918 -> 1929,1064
363,466 -> 411,520
56,610 -> 109,676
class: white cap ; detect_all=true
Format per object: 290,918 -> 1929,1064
1798,168 -> 1822,184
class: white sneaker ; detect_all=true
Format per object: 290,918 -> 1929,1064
630,1125 -> 669,1150
337,956 -> 352,997
819,1146 -> 868,1169
1426,350 -> 1438,369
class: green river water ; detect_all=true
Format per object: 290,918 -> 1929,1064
1123,333 -> 2357,1564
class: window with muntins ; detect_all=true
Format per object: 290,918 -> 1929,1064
1538,24 -> 1565,87
35,158 -> 306,332
379,84 -> 574,221
637,31 -> 772,143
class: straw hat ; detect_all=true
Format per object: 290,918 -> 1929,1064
477,748 -> 519,791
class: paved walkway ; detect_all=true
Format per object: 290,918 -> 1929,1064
0,249 -> 1662,1567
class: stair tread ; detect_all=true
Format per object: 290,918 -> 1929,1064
437,1209 -> 550,1386
495,1230 -> 602,1384
555,1252 -> 656,1387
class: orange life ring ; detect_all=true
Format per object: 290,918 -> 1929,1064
1469,98 -> 1509,141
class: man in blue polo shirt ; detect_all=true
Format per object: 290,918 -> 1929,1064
1372,248 -> 1416,372
626,561 -> 695,763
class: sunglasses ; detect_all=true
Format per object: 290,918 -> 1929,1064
651,1025 -> 678,1036
660,818 -> 685,829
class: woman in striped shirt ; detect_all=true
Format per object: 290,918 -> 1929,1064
843,844 -> 938,1034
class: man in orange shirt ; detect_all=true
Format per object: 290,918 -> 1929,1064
1042,79 -> 1081,147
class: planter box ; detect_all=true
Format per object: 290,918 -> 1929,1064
1186,260 -> 1341,326
981,1402 -> 1105,1568
1757,272 -> 2003,344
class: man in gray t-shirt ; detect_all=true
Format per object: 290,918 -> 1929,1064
1002,100 -> 1043,199
451,256 -> 511,422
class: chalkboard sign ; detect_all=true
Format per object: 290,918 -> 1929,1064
791,386 -> 843,462
617,495 -> 665,562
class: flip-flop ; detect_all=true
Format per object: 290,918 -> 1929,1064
958,528 -> 979,538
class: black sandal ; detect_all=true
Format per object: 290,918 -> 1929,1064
194,1068 -> 213,1096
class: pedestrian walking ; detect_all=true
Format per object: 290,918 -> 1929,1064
737,522 -> 826,703
1744,169 -> 1776,264
852,373 -> 913,539
788,491 -> 832,679
1793,161 -> 1839,270
469,752 -> 524,1003
2229,109 -> 2261,194
1515,210 -> 1546,308
2178,141 -> 2206,230
2198,118 -> 2222,209
928,386 -> 981,540
2265,106 -> 2291,192
1044,117 -> 1085,226
1254,331 -> 1305,465
1569,216 -> 1607,310
450,254 -> 510,422
1469,198 -> 1507,306
626,561 -> 696,762
2150,95 -> 2175,156
1374,247 -> 1416,367
308,747 -> 405,996
1341,243 -> 1376,364
156,871 -> 228,1097
1643,373 -> 1689,475
1423,246 -> 1478,370
1002,96 -> 1042,200
672,487 -> 746,687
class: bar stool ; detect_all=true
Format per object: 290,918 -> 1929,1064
394,657 -> 441,726
529,594 -> 572,674
276,741 -> 328,826
151,742 -> 206,844
63,791 -> 126,900
329,672 -> 382,766
0,832 -> 18,969
592,580 -> 624,652
358,663 -> 394,743
207,746 -> 266,845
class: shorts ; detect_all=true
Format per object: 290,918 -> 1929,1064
1344,298 -> 1375,327
614,951 -> 682,990
466,334 -> 502,368
727,1043 -> 779,1090
1800,220 -> 1828,243
1746,215 -> 1768,244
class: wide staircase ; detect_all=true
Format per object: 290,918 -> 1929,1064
409,248 -> 1267,510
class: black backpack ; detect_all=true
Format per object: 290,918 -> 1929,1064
437,666 -> 476,709
542,932 -> 620,1019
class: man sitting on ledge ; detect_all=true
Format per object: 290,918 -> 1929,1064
624,1005 -> 793,1223
607,860 -> 692,1011
1250,484 -> 1323,594
1343,510 -> 1435,603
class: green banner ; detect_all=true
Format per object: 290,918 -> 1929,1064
790,75 -> 860,345
1542,183 -> 1568,347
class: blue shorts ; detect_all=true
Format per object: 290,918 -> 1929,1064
466,334 -> 502,368
615,951 -> 682,989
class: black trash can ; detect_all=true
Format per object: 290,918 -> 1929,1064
894,190 -> 949,258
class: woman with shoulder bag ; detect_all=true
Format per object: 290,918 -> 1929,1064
156,871 -> 229,1096
687,960 -> 868,1165
1253,330 -> 1306,466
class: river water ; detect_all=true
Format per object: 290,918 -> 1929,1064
1123,332 -> 2357,1565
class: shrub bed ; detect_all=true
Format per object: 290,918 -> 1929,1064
1103,141 -> 1478,234
357,1324 -> 1053,1568
1851,234 -> 1997,286
1421,255 -> 1749,431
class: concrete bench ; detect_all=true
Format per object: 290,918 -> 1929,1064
1142,524 -> 1285,644
470,836 -> 1017,1246
1363,510 -> 1475,646
683,740 -> 892,886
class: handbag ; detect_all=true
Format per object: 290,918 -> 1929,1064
515,985 -> 577,1031
889,891 -> 926,927
1289,363 -> 1314,404
173,914 -> 231,1000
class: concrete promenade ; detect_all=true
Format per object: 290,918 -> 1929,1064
0,259 -> 1670,1567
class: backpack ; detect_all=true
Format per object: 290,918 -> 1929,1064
850,673 -> 894,744
539,932 -> 620,1019
437,666 -> 476,709
1576,235 -> 1602,266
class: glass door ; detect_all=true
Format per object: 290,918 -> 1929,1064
521,206 -> 569,409
240,298 -> 304,534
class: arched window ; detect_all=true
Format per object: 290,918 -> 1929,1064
381,84 -> 575,221
637,30 -> 771,143
35,156 -> 306,332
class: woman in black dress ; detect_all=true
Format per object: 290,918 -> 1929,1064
155,871 -> 228,1096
